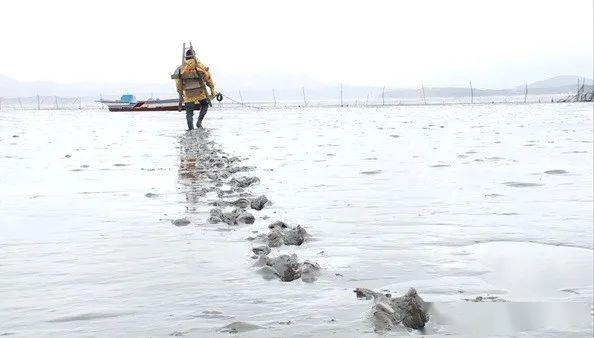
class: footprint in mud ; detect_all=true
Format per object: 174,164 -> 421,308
502,181 -> 543,188
360,170 -> 382,175
389,134 -> 400,138
113,163 -> 129,167
430,164 -> 450,168
544,169 -> 568,175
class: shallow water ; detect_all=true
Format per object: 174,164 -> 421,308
1,103 -> 592,337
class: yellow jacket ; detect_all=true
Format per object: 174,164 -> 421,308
175,59 -> 216,103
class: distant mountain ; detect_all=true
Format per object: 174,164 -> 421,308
525,75 -> 592,89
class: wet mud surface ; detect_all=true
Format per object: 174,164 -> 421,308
355,287 -> 428,331
0,105 -> 592,337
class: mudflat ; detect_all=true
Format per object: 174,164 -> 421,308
1,103 -> 592,336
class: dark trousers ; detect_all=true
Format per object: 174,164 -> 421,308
185,99 -> 209,130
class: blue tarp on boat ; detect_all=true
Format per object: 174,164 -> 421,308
120,94 -> 137,103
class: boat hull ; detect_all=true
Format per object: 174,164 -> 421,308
99,99 -> 182,112
107,104 -> 182,112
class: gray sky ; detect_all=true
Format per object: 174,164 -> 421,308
1,0 -> 592,89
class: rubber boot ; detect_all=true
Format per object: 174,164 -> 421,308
196,111 -> 206,129
186,112 -> 194,130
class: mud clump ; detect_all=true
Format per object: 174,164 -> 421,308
210,197 -> 250,209
250,195 -> 269,210
209,208 -> 255,225
248,221 -> 309,247
252,245 -> 271,256
230,176 -> 260,188
269,221 -> 309,246
210,195 -> 269,210
236,212 -> 255,225
354,287 -> 428,331
255,253 -> 321,282
300,261 -> 322,283
266,254 -> 301,282
228,165 -> 255,174
218,321 -> 264,333
172,218 -> 191,227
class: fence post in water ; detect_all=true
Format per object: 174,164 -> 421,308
79,97 -> 82,109
382,86 -> 385,106
272,88 -> 277,107
18,97 -> 23,109
365,93 -> 369,106
55,96 -> 59,109
524,82 -> 528,103
302,87 -> 307,107
469,81 -> 474,104
37,95 -> 41,110
340,83 -> 343,107
238,90 -> 244,107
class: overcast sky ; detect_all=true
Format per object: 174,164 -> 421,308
1,0 -> 592,89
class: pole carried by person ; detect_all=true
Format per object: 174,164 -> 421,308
177,43 -> 186,112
